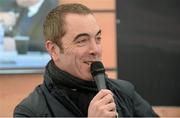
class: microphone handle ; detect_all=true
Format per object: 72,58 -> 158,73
94,74 -> 106,91
94,74 -> 119,117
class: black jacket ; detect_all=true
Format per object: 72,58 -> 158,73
14,61 -> 158,117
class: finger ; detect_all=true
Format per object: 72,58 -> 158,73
104,110 -> 117,117
92,89 -> 113,101
99,93 -> 114,105
105,102 -> 116,111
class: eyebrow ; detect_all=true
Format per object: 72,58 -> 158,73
73,29 -> 101,42
96,30 -> 101,36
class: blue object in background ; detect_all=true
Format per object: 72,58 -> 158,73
0,21 -> 4,44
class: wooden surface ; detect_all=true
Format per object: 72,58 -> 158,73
153,106 -> 180,117
0,74 -> 43,116
61,0 -> 115,10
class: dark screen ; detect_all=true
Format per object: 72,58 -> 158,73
117,0 -> 180,106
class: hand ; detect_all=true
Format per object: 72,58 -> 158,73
0,12 -> 17,27
88,89 -> 117,118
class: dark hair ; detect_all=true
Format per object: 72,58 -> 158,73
43,3 -> 93,50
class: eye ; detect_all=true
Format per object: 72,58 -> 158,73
76,39 -> 87,44
76,37 -> 89,47
96,36 -> 101,44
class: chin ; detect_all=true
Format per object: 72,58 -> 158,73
83,74 -> 93,81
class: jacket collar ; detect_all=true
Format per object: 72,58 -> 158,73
44,60 -> 98,91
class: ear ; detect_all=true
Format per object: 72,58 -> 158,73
45,40 -> 59,61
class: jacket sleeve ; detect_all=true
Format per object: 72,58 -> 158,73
13,105 -> 36,117
13,86 -> 48,117
132,91 -> 159,117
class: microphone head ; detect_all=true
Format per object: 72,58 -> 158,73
90,61 -> 105,77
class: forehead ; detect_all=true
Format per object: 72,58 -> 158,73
64,14 -> 100,35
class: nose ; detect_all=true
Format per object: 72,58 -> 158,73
89,39 -> 101,56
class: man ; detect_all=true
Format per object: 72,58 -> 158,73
14,0 -> 58,52
14,3 -> 159,117
0,0 -> 18,34
0,0 -> 58,52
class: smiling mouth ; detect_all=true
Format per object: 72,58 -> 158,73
84,58 -> 101,65
84,59 -> 101,65
84,61 -> 93,65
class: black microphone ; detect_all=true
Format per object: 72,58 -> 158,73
90,61 -> 106,91
91,61 -> 119,117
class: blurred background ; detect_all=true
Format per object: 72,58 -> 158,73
0,0 -> 180,116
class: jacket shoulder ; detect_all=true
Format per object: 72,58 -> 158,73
107,78 -> 135,98
14,85 -> 48,116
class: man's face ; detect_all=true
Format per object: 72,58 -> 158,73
54,14 -> 102,81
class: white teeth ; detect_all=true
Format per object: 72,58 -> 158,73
84,59 -> 100,65
84,61 -> 92,65
84,58 -> 101,65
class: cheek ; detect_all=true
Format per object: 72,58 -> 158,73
73,49 -> 88,67
65,48 -> 82,67
97,46 -> 103,59
99,47 -> 102,55
73,47 -> 87,58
